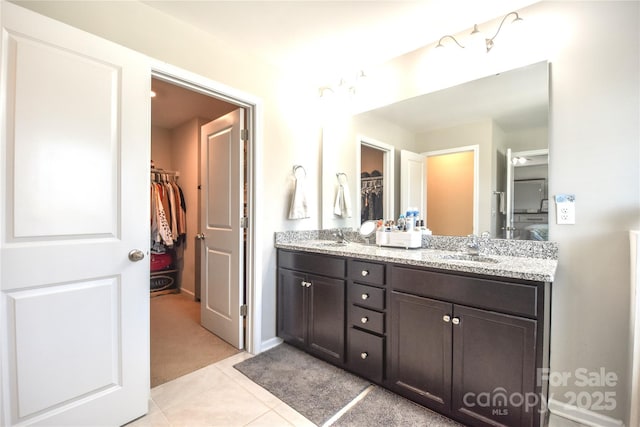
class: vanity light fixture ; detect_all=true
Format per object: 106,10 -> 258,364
434,11 -> 523,54
484,11 -> 523,53
512,156 -> 529,165
318,70 -> 366,98
435,34 -> 465,50
319,86 -> 334,98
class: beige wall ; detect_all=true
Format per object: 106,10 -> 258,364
15,1 -> 640,423
426,151 -> 474,236
361,145 -> 383,174
170,118 -> 207,296
151,125 -> 172,170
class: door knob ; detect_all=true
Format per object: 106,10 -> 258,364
196,233 -> 205,240
128,249 -> 145,262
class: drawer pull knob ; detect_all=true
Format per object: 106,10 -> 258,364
361,317 -> 369,324
360,352 -> 368,360
361,293 -> 369,300
361,270 -> 369,277
452,317 -> 460,325
443,315 -> 451,323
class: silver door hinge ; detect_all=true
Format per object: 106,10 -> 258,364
240,129 -> 248,141
240,216 -> 248,229
240,304 -> 248,317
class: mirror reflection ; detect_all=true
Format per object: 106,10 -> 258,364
343,61 -> 549,240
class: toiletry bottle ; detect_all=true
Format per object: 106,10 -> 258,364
405,210 -> 414,231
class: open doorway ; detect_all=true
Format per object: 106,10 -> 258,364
149,75 -> 250,387
357,137 -> 395,227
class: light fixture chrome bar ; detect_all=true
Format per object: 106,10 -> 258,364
436,34 -> 465,49
485,11 -> 523,52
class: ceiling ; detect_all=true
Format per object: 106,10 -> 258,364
143,0 -> 540,86
151,78 -> 237,129
147,0 -> 542,129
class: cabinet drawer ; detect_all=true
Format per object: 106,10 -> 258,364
348,328 -> 384,383
392,266 -> 538,318
348,259 -> 385,285
278,250 -> 346,278
349,283 -> 385,310
349,305 -> 384,335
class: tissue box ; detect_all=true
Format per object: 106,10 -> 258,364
376,230 -> 422,249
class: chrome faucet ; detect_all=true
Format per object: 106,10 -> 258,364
466,234 -> 480,256
466,232 -> 490,256
333,229 -> 347,244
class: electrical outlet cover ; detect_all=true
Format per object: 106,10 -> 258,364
555,194 -> 576,224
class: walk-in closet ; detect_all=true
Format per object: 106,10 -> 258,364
149,77 -> 245,387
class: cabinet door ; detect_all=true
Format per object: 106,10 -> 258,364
451,305 -> 536,427
308,274 -> 345,363
390,291 -> 452,414
277,268 -> 307,347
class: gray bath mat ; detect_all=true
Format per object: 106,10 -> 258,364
234,343 -> 370,426
333,386 -> 465,427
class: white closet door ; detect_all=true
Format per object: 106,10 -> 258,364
0,3 -> 150,426
200,109 -> 244,349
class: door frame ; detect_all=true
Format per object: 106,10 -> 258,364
150,60 -> 263,354
355,135 -> 395,227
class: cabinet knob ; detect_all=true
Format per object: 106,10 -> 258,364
361,270 -> 369,277
360,317 -> 369,324
452,317 -> 460,325
306,282 -> 312,288
360,352 -> 368,360
361,293 -> 369,300
443,315 -> 451,323
300,281 -> 311,288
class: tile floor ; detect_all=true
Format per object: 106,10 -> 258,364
128,352 -> 589,427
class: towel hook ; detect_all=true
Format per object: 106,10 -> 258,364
336,172 -> 348,185
293,165 -> 306,179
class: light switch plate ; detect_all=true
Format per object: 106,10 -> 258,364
555,194 -> 576,224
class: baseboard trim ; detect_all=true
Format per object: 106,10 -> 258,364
259,337 -> 283,354
548,398 -> 624,427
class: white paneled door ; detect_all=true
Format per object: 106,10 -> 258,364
1,3 -> 150,426
200,110 -> 244,349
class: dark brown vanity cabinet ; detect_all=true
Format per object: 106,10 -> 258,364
276,248 -> 551,427
277,250 -> 346,364
390,265 -> 549,427
346,259 -> 387,383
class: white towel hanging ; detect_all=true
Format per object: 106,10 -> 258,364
334,173 -> 352,218
288,166 -> 310,219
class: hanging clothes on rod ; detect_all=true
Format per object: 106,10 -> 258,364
361,170 -> 383,223
150,169 -> 187,249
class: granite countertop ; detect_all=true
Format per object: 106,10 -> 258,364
275,238 -> 557,283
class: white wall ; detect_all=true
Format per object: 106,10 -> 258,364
14,1 -> 640,424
